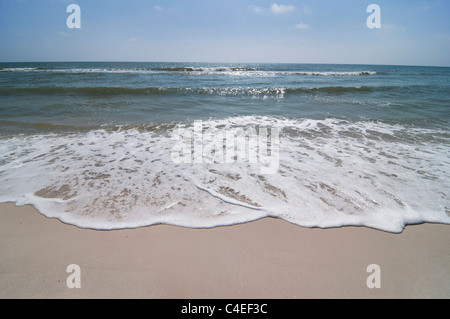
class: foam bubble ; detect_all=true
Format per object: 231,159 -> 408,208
0,116 -> 448,232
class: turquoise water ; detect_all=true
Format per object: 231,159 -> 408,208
0,62 -> 449,232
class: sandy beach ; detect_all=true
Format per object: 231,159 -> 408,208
0,202 -> 449,299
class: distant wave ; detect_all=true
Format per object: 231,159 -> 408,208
0,67 -> 39,72
0,66 -> 376,76
155,66 -> 258,72
0,85 -> 391,96
293,71 -> 376,76
0,86 -> 174,95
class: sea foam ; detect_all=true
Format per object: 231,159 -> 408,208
0,116 -> 449,232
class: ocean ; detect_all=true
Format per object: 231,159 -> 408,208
0,62 -> 449,233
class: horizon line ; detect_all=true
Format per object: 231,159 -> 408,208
1,60 -> 449,68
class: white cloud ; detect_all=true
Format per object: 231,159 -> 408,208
270,4 -> 296,14
295,23 -> 310,30
154,5 -> 164,11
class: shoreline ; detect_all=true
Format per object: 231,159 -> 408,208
1,202 -> 449,299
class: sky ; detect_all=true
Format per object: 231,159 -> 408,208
0,0 -> 449,66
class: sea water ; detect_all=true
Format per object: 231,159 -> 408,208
0,62 -> 449,232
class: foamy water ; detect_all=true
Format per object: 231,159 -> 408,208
1,62 -> 449,232
0,116 -> 448,232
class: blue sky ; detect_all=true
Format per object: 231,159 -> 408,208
0,0 -> 449,66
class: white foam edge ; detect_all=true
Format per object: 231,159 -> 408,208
2,193 -> 449,233
281,205 -> 450,234
0,193 -> 269,230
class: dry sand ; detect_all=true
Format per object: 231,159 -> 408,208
0,202 -> 449,299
